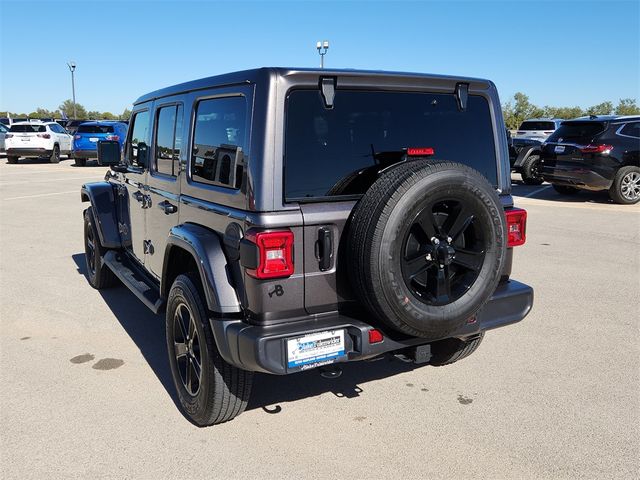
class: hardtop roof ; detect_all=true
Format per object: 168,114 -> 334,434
133,67 -> 493,105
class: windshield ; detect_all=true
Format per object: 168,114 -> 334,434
547,122 -> 606,143
77,125 -> 115,134
9,124 -> 46,133
284,90 -> 497,199
518,121 -> 556,131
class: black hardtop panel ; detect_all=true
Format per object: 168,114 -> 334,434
133,67 -> 495,105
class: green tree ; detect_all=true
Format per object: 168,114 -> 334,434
502,92 -> 545,130
59,99 -> 87,119
120,108 -> 131,120
614,98 -> 640,115
543,105 -> 584,119
585,101 -> 613,116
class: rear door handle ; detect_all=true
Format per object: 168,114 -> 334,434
158,200 -> 177,215
315,227 -> 334,271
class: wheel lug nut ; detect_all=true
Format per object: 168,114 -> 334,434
447,237 -> 452,243
431,237 -> 440,245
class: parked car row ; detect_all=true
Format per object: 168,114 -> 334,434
509,116 -> 640,204
3,119 -> 128,166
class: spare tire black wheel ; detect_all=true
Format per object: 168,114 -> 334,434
347,160 -> 506,339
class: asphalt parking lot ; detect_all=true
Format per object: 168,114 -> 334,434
1,158 -> 638,479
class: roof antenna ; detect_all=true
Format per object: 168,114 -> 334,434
316,40 -> 329,68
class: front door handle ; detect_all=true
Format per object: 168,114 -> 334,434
132,191 -> 144,203
158,200 -> 177,215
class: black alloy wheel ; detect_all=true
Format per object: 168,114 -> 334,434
172,303 -> 202,396
401,198 -> 486,306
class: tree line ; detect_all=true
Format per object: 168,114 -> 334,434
4,100 -> 131,121
6,94 -> 639,130
502,93 -> 640,130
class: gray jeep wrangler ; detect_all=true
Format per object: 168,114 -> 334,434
81,68 -> 533,426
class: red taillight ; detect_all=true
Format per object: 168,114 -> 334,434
580,144 -> 613,154
246,230 -> 294,279
368,329 -> 384,344
407,147 -> 435,156
505,208 -> 527,247
37,133 -> 51,139
106,135 -> 120,141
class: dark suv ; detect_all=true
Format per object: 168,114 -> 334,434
81,68 -> 533,426
541,116 -> 640,204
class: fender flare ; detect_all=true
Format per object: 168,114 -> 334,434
80,182 -> 121,249
163,224 -> 241,314
514,146 -> 541,168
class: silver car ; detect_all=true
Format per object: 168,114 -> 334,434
514,118 -> 564,141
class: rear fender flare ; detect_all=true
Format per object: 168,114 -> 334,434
80,182 -> 121,249
514,146 -> 541,168
163,224 -> 241,314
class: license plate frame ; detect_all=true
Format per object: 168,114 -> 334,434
286,329 -> 346,371
554,145 -> 565,153
89,137 -> 99,142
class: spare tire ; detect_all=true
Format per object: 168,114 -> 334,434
347,160 -> 506,339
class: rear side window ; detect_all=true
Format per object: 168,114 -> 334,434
518,121 -> 556,131
9,124 -> 46,133
128,110 -> 151,167
619,122 -> 640,138
284,90 -> 497,200
77,125 -> 114,134
191,96 -> 246,189
547,122 -> 606,143
154,105 -> 183,176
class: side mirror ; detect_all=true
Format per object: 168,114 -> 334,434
97,140 -> 122,166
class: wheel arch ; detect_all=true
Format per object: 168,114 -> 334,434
80,182 -> 121,249
514,146 -> 541,168
162,224 -> 241,314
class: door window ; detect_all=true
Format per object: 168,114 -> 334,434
154,105 -> 182,176
128,110 -> 151,167
619,122 -> 640,138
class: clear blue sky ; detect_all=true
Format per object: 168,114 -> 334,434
1,0 -> 638,114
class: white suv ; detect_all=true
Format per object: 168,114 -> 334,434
5,121 -> 73,164
514,118 -> 564,141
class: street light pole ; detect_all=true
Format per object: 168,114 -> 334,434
67,61 -> 77,118
316,40 -> 329,68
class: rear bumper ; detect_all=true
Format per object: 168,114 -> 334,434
542,164 -> 612,191
73,149 -> 98,159
6,148 -> 52,157
211,279 -> 533,375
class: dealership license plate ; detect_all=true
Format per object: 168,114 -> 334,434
554,145 -> 565,153
89,137 -> 99,142
286,329 -> 346,370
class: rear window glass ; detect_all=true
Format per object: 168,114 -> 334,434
77,125 -> 114,134
518,121 -> 556,131
9,124 -> 46,133
548,122 -> 606,143
284,90 -> 497,200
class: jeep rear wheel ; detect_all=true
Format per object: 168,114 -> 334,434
347,160 -> 506,339
429,333 -> 485,366
166,273 -> 253,426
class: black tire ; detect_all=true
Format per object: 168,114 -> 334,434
166,273 -> 253,426
552,184 -> 580,195
608,166 -> 640,205
7,156 -> 18,164
520,154 -> 544,185
347,160 -> 506,339
83,208 -> 118,289
49,144 -> 60,163
75,157 -> 87,167
430,333 -> 484,366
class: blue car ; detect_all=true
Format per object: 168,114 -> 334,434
73,121 -> 128,166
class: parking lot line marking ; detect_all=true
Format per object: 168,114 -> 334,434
522,185 -> 551,198
0,175 -> 104,186
3,190 -> 78,201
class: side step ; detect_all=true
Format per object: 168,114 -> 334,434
103,250 -> 164,314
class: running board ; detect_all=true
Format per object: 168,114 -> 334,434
103,250 -> 164,314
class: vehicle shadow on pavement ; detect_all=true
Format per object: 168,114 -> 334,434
72,253 -> 185,417
510,180 -> 614,205
72,253 -> 420,419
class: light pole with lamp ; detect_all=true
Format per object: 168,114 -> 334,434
316,41 -> 329,68
67,61 -> 77,118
